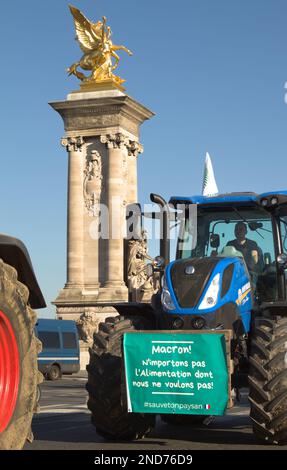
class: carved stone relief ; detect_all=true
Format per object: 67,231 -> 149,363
100,133 -> 143,156
76,311 -> 100,345
64,113 -> 138,135
126,141 -> 144,157
83,150 -> 103,217
61,136 -> 84,152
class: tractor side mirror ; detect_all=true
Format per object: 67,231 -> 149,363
210,233 -> 220,249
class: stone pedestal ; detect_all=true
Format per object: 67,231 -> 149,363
50,89 -> 154,321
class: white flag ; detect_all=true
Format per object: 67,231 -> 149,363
202,152 -> 219,196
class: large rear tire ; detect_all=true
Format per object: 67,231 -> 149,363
0,259 -> 42,450
86,315 -> 155,441
249,316 -> 287,445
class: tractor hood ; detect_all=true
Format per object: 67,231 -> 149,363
161,256 -> 252,333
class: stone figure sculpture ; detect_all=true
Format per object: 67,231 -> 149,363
127,230 -> 155,300
76,311 -> 99,344
83,150 -> 103,217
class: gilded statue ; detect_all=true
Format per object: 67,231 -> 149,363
67,5 -> 133,89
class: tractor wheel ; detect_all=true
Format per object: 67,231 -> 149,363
46,364 -> 62,381
0,259 -> 42,450
86,315 -> 155,441
161,414 -> 207,426
249,316 -> 287,445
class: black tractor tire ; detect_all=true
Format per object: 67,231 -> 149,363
46,364 -> 62,381
249,316 -> 287,445
161,414 -> 207,426
86,315 -> 155,441
0,259 -> 42,450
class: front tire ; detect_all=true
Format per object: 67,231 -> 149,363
46,364 -> 61,381
0,259 -> 42,450
86,315 -> 155,441
249,316 -> 287,444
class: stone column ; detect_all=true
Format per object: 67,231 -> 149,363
61,136 -> 84,288
99,134 -> 128,300
126,141 -> 143,204
82,144 -> 104,295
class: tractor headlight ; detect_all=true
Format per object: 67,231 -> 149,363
198,273 -> 221,310
161,276 -> 176,311
191,316 -> 206,329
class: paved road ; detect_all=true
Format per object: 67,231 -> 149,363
24,375 -> 287,450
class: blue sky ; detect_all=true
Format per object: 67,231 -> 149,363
1,0 -> 287,317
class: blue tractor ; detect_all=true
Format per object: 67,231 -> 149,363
86,191 -> 287,444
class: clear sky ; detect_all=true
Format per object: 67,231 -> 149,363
1,0 -> 287,317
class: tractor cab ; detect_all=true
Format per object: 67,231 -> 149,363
157,191 -> 287,334
174,192 -> 287,302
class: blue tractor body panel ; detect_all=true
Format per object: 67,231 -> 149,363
170,193 -> 258,205
169,190 -> 287,207
163,257 -> 252,333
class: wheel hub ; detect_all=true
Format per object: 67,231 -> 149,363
0,310 -> 20,433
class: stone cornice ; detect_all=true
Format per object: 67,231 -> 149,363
49,94 -> 155,135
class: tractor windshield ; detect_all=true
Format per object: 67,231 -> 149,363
278,205 -> 287,253
177,205 -> 277,302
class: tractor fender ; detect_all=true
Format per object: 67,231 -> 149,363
0,234 -> 46,309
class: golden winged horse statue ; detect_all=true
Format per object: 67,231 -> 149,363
67,5 -> 133,89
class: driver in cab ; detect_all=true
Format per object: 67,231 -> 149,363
227,221 -> 261,272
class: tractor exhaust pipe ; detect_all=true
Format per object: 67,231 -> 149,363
150,193 -> 170,266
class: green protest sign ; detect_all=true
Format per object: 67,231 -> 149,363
123,332 -> 228,415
